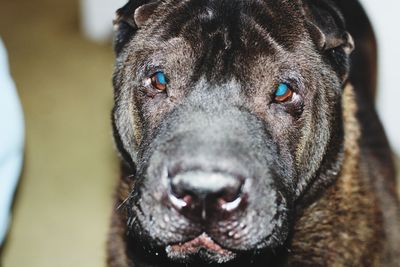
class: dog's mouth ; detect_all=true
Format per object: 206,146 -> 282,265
165,233 -> 236,263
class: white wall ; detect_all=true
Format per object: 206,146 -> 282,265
80,0 -> 127,42
360,0 -> 400,155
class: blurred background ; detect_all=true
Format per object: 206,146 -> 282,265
0,0 -> 398,266
0,0 -> 122,266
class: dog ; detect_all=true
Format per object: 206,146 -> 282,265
107,0 -> 400,266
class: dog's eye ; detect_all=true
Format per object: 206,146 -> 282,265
150,71 -> 167,91
274,83 -> 293,102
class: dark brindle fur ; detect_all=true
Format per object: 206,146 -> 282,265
107,0 -> 400,266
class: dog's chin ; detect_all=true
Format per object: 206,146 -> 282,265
165,233 -> 237,264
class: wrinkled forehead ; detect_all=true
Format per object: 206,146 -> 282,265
134,0 -> 309,79
156,0 -> 306,48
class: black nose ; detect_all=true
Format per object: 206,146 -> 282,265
168,171 -> 245,220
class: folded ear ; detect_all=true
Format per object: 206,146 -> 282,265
304,0 -> 354,80
113,0 -> 160,54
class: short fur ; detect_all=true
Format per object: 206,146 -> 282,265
108,0 -> 400,266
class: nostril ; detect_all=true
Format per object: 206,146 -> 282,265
168,183 -> 195,209
168,190 -> 192,209
218,195 -> 243,212
220,184 -> 243,202
217,186 -> 244,211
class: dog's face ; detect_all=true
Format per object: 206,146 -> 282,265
112,0 -> 354,264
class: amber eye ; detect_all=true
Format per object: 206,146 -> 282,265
150,71 -> 167,91
274,83 -> 293,102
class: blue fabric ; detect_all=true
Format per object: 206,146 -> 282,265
0,38 -> 25,244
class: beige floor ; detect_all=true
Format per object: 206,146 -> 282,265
0,0 -> 118,266
0,0 -> 399,267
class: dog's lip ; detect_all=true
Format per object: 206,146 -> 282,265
166,233 -> 234,256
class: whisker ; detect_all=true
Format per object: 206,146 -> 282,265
117,195 -> 130,210
116,195 -> 131,210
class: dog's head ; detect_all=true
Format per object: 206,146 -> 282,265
112,0 -> 353,264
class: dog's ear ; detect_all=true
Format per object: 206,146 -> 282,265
113,0 -> 160,54
304,0 -> 354,80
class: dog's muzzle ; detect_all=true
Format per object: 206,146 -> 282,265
133,86 -> 292,262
